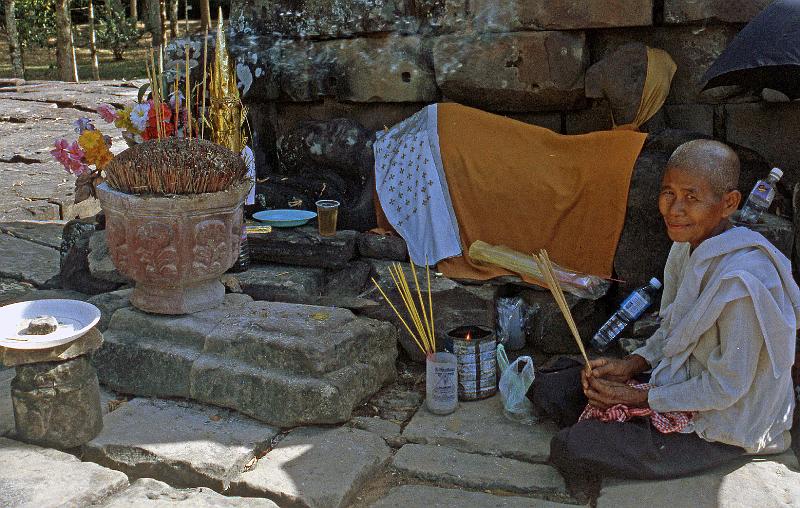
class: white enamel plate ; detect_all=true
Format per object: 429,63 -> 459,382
0,299 -> 101,350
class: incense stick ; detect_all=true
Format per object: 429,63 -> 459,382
201,28 -> 209,140
185,44 -> 192,140
535,249 -> 591,366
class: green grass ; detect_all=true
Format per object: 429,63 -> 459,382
0,21 -> 202,81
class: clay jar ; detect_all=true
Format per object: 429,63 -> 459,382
96,180 -> 250,314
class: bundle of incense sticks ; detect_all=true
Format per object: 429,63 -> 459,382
534,249 -> 591,367
371,262 -> 436,357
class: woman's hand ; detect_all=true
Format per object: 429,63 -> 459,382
584,376 -> 650,409
580,355 -> 649,390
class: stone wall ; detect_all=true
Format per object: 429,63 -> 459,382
224,0 -> 797,185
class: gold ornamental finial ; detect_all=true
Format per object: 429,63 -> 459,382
208,7 -> 246,152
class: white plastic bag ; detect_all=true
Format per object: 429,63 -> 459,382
496,344 -> 537,425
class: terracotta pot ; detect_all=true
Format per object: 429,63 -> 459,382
96,181 -> 250,314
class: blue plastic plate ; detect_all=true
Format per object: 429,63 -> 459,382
252,209 -> 317,227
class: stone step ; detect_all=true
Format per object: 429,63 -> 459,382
95,294 -> 398,427
392,443 -> 569,500
84,398 -> 279,492
0,437 -> 129,507
229,426 -> 390,508
248,226 -> 358,269
102,478 -> 279,507
372,485 -> 581,507
402,395 -> 558,463
597,451 -> 800,508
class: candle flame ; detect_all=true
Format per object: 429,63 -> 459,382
465,330 -> 472,342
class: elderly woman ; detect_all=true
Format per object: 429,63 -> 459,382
529,139 -> 800,490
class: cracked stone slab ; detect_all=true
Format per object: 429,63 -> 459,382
402,395 -> 558,463
372,485 -> 578,508
0,232 -> 60,286
0,436 -> 129,507
84,398 -> 279,491
102,478 -> 280,507
230,426 -> 391,508
0,220 -> 65,249
597,451 -> 800,508
236,264 -> 326,304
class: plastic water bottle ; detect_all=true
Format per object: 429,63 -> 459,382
739,167 -> 783,224
591,278 -> 662,352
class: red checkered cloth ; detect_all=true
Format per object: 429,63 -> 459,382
579,382 -> 694,434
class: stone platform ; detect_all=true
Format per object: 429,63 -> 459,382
94,294 -> 398,427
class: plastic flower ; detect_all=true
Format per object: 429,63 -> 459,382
114,107 -> 139,135
141,103 -> 175,141
96,103 -> 118,123
130,102 -> 151,132
51,139 -> 88,175
74,117 -> 96,134
78,130 -> 114,169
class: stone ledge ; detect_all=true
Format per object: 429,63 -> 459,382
248,226 -> 357,269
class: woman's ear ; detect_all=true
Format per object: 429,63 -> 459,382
722,189 -> 742,217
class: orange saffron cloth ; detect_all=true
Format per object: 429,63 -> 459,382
379,103 -> 648,283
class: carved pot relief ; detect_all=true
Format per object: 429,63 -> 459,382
96,181 -> 249,314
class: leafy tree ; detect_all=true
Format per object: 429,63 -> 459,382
13,0 -> 56,50
96,2 -> 142,60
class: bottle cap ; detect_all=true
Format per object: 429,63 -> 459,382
770,167 -> 783,179
649,277 -> 662,290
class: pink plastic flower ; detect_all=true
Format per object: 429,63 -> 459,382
96,103 -> 118,123
51,139 -> 88,176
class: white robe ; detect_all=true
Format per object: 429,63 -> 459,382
634,226 -> 800,454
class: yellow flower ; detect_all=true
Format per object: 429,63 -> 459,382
114,107 -> 139,134
79,130 -> 114,169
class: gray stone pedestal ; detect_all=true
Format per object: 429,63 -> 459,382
2,328 -> 104,448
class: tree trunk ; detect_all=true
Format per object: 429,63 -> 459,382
3,0 -> 24,79
160,0 -> 167,43
169,0 -> 178,38
200,0 -> 210,31
145,0 -> 163,48
130,0 -> 137,20
55,0 -> 76,82
88,0 -> 100,80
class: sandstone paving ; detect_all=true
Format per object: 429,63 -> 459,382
371,485 -> 581,507
349,416 -> 404,447
230,425 -> 391,508
402,395 -> 558,463
101,478 -> 280,507
392,443 -> 569,499
0,436 -> 129,507
0,220 -> 65,249
597,451 -> 800,508
84,397 -> 279,491
0,232 -> 61,286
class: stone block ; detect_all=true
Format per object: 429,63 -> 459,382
236,264 -> 326,304
248,226 -> 357,269
664,0 -> 771,24
597,451 -> 800,508
725,102 -> 800,191
361,260 -> 496,362
402,395 -> 558,463
393,443 -> 568,498
0,277 -> 35,304
84,398 -> 278,491
11,355 -> 103,448
663,104 -> 715,136
0,437 -> 128,507
470,0 -> 653,31
230,0 -> 409,39
357,233 -> 408,261
373,485 -> 575,508
88,230 -> 129,284
594,25 -> 740,104
565,101 -> 613,134
95,295 -> 398,427
504,111 -> 563,132
86,288 -> 133,332
104,478 -> 280,507
1,327 -> 103,367
0,220 -> 64,249
433,31 -> 588,112
0,368 -> 13,436
58,227 -> 123,295
0,232 -> 60,287
230,426 -> 391,508
322,260 -> 373,298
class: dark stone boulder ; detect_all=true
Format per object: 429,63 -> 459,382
248,226 -> 358,269
357,233 -> 408,261
57,228 -> 124,296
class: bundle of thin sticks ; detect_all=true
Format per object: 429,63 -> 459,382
371,262 -> 436,357
534,249 -> 591,367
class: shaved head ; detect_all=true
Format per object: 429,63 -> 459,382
665,140 -> 740,198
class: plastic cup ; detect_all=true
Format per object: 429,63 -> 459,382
425,352 -> 458,415
315,200 -> 340,237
